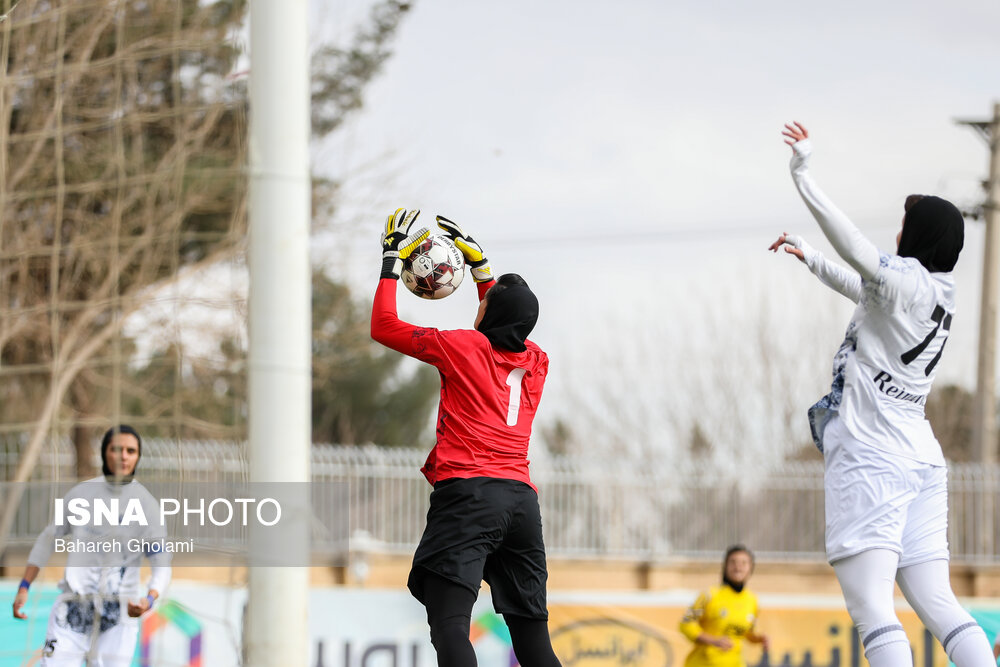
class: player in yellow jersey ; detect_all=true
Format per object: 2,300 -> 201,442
679,545 -> 769,667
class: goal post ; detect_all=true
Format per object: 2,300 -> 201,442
246,0 -> 312,665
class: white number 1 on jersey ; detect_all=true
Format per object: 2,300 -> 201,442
505,368 -> 527,426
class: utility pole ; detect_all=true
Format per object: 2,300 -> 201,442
957,102 -> 1000,466
957,102 -> 1000,564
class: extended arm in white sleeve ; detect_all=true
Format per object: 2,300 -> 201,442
27,523 -> 65,568
143,489 -> 171,595
785,234 -> 863,303
789,139 -> 880,281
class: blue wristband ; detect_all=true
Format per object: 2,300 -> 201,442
18,579 -> 30,591
146,593 -> 155,608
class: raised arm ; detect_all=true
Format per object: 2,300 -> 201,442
371,277 -> 420,355
783,122 -> 880,281
436,214 -> 496,301
769,232 -> 863,303
371,208 -> 430,357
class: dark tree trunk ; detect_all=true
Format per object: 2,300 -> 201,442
72,421 -> 95,480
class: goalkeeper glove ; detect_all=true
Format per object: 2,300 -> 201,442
435,215 -> 493,283
380,208 -> 430,280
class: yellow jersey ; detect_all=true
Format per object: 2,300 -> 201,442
679,584 -> 760,667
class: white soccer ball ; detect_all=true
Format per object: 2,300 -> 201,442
401,235 -> 465,300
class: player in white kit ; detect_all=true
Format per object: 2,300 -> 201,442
11,425 -> 171,667
770,122 -> 993,667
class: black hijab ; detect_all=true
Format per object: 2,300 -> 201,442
721,544 -> 753,593
476,274 -> 539,353
101,424 -> 142,482
897,195 -> 964,273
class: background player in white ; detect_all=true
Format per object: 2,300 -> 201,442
11,425 -> 171,667
769,122 -> 993,667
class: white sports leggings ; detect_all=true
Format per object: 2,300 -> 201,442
833,550 -> 993,666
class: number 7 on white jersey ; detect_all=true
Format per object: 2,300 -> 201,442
505,368 -> 527,426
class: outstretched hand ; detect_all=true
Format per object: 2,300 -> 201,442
12,588 -> 27,619
380,208 -> 430,280
768,233 -> 805,262
435,215 -> 493,283
782,121 -> 808,146
127,597 -> 150,618
382,208 -> 429,257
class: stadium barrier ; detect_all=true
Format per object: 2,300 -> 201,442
2,437 -> 998,563
7,580 -> 1000,667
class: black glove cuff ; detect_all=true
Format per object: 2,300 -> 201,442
380,256 -> 401,280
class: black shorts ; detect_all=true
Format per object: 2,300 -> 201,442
407,477 -> 549,620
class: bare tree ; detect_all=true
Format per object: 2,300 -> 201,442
0,0 -> 249,453
0,0 -> 414,552
925,383 -> 976,462
556,267 -> 847,475
0,0 -> 250,554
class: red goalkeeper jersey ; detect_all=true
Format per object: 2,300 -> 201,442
371,278 -> 548,488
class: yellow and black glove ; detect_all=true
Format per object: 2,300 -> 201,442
435,215 -> 493,283
381,208 -> 430,279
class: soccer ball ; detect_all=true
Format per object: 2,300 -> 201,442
401,235 -> 465,299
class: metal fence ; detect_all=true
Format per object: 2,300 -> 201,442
3,437 -> 999,564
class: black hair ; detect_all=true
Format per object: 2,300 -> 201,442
101,424 -> 142,480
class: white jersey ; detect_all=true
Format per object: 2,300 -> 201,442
28,477 -> 171,603
791,140 -> 953,466
41,593 -> 139,666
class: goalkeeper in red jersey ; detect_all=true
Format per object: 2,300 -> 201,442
372,208 -> 561,667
